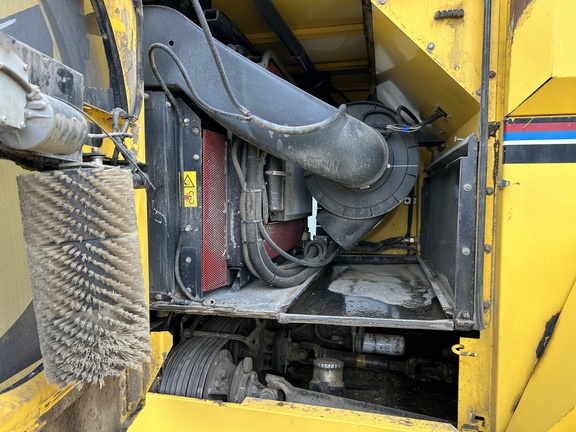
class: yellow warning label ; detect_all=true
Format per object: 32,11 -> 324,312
183,171 -> 197,207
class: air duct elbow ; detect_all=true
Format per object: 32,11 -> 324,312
143,6 -> 388,189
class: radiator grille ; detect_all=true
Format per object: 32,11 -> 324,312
201,131 -> 228,292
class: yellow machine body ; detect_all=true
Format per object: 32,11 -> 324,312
1,0 -> 575,431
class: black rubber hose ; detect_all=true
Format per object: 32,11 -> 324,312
240,148 -> 301,278
242,146 -> 336,286
0,62 -> 36,95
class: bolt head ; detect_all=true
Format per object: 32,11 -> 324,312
23,64 -> 29,71
183,118 -> 190,125
463,183 -> 472,192
193,154 -> 200,161
462,247 -> 471,256
427,42 -> 435,51
192,127 -> 200,135
185,257 -> 192,263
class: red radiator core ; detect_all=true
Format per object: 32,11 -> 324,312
202,130 -> 228,292
264,219 -> 305,259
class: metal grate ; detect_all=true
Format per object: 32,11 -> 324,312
201,131 -> 228,292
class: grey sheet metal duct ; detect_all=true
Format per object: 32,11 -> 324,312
143,6 -> 388,190
143,6 -> 418,248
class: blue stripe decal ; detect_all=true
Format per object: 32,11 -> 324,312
503,130 -> 576,141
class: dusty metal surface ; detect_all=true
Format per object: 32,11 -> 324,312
283,264 -> 452,330
157,263 -> 453,330
151,273 -> 319,319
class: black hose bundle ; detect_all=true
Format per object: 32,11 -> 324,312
236,142 -> 338,287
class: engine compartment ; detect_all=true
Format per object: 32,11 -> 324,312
142,0 -> 483,424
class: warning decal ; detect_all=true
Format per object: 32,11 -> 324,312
183,171 -> 197,207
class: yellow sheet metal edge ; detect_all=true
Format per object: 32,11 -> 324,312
123,331 -> 173,424
548,407 -> 576,432
129,393 -> 458,432
371,2 -> 479,140
506,0 -> 576,116
505,280 -> 576,432
510,77 -> 576,117
372,0 -> 483,100
0,374 -> 76,432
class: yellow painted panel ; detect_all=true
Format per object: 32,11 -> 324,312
0,160 -> 32,337
507,280 -> 576,432
510,77 -> 576,117
505,0 -> 552,114
129,393 -> 458,432
0,373 -> 73,432
548,407 -> 576,432
549,1 -> 576,79
506,0 -> 576,116
457,333 -> 495,431
212,0 -> 363,34
372,4 -> 479,139
0,1 -> 37,18
373,0 -> 483,100
104,0 -> 139,116
494,163 -> 576,431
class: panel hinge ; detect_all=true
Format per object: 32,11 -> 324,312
497,178 -> 510,189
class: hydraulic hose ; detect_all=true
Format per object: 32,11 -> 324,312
241,145 -> 338,287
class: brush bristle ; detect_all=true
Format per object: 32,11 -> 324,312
17,167 -> 150,389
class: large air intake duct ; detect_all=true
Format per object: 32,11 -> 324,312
143,5 -> 418,249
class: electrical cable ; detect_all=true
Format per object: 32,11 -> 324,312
53,96 -> 154,189
191,0 -> 250,116
395,105 -> 420,125
174,234 -> 203,303
148,44 -> 347,135
0,61 -> 40,99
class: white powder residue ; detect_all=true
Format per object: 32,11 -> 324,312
328,265 -> 434,308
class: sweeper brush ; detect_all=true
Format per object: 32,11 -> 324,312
17,167 -> 150,389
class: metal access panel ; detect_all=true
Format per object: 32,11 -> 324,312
421,134 -> 481,330
146,92 -> 203,300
